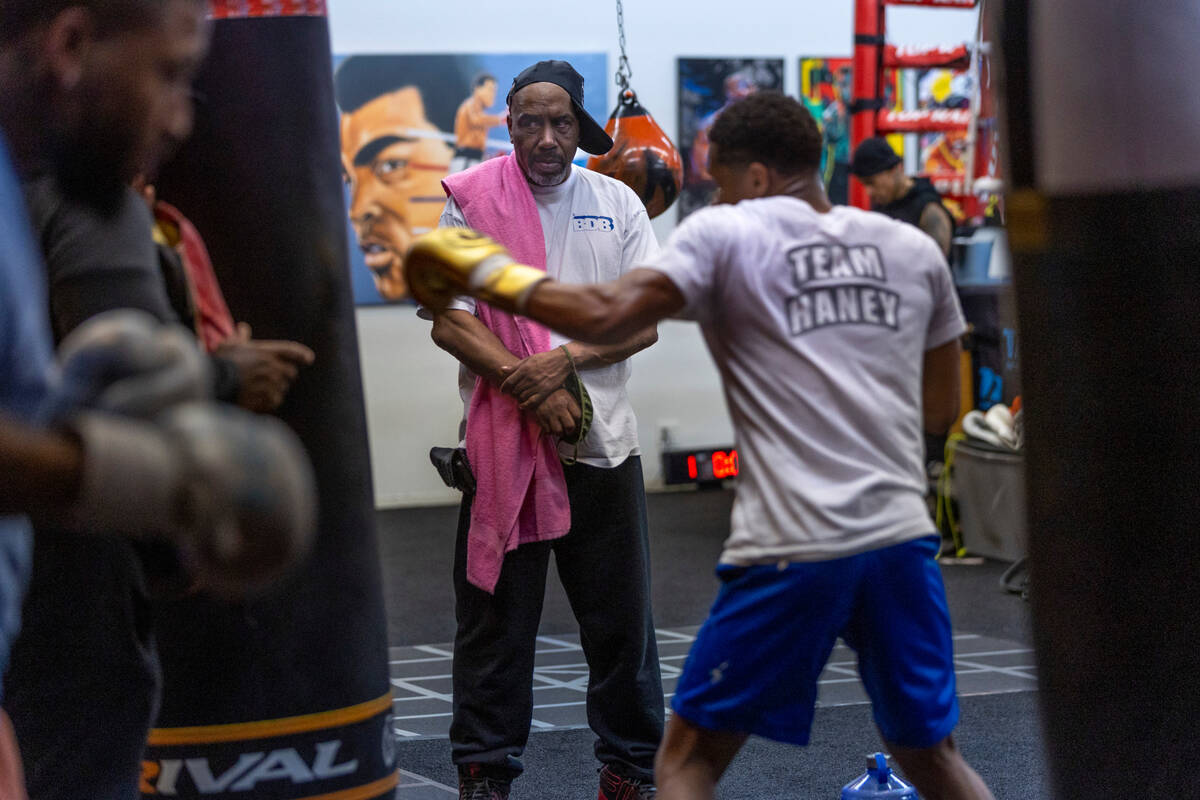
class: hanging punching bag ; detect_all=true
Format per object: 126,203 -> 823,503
586,89 -> 683,219
143,2 -> 396,798
996,1 -> 1200,797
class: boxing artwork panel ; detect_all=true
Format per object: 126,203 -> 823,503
906,55 -> 1001,225
799,57 -> 853,205
333,53 -> 607,305
676,58 -> 783,220
913,66 -> 975,221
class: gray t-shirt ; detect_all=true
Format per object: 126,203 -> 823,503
437,165 -> 659,467
23,176 -> 174,345
648,196 -> 966,564
23,176 -> 241,399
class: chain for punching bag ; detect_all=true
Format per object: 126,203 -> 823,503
586,0 -> 683,219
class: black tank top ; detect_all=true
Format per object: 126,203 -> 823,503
878,176 -> 951,228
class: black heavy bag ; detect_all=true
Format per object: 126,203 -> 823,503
586,89 -> 683,219
144,3 -> 396,798
995,2 -> 1200,797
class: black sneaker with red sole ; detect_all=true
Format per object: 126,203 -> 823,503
598,764 -> 657,799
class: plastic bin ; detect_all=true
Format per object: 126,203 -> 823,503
952,227 -> 1012,285
952,439 -> 1027,562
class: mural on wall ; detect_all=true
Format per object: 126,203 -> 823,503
676,58 -> 784,220
914,68 -> 972,172
913,66 -> 977,222
798,54 -> 985,219
798,57 -> 853,205
333,53 -> 607,306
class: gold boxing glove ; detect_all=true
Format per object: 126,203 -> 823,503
405,227 -> 549,314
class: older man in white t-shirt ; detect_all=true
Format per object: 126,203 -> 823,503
408,91 -> 995,800
420,60 -> 663,800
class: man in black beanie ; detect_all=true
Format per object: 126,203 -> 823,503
851,136 -> 956,260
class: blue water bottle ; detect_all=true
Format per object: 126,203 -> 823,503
840,752 -> 918,799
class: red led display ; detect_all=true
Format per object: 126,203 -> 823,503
712,450 -> 739,479
667,447 -> 739,485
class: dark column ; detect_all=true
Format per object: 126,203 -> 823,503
145,4 -> 396,798
995,3 -> 1200,797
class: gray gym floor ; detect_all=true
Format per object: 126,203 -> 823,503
376,488 -> 1046,798
387,629 -> 1035,742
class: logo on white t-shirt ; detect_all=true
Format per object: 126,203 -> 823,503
573,215 -> 615,232
784,244 -> 902,336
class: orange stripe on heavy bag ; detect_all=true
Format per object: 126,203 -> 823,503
586,90 -> 683,219
208,0 -> 327,18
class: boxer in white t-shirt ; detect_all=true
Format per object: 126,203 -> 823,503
407,91 -> 996,800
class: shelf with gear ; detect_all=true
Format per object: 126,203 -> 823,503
850,0 -> 1000,225
850,0 -> 1023,569
852,0 -> 1018,414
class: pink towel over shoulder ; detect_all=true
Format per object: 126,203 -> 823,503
442,153 -> 571,593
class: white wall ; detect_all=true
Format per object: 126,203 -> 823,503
330,0 -> 979,508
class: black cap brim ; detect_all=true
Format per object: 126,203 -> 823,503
850,137 -> 903,178
506,60 -> 613,156
573,99 -> 613,155
849,156 -> 901,178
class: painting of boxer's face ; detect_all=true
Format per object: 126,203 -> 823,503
340,87 -> 452,301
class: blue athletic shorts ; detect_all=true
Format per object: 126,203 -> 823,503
671,535 -> 959,748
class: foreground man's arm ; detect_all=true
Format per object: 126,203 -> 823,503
0,415 -> 81,515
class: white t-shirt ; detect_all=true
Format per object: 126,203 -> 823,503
438,165 -> 660,467
648,196 -> 966,565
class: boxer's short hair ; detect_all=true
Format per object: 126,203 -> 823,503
709,91 -> 822,175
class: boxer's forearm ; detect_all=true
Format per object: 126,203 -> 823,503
922,337 -> 963,435
0,416 -> 82,515
565,325 -> 658,369
405,231 -> 683,342
525,269 -> 684,346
